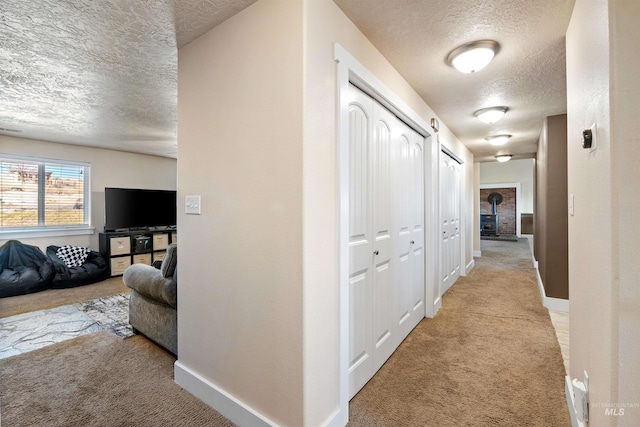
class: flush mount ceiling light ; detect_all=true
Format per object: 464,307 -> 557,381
485,134 -> 511,146
474,106 -> 508,124
496,155 -> 513,163
446,40 -> 500,73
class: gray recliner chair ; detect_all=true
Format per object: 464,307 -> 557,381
123,244 -> 177,354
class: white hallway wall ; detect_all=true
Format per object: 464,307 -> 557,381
566,0 -> 640,425
1,135 -> 177,251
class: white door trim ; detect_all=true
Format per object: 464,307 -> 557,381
335,43 -> 436,425
480,182 -> 522,237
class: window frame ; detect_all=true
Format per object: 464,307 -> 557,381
0,154 -> 94,238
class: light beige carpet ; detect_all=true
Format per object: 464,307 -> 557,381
0,331 -> 235,426
0,276 -> 128,318
349,239 -> 570,426
1,239 -> 568,426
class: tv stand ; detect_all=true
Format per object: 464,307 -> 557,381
99,228 -> 177,276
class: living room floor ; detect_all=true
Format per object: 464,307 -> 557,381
0,277 -> 130,359
0,304 -> 103,358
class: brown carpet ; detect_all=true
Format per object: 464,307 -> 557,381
0,331 -> 235,427
0,277 -> 128,318
349,239 -> 570,426
0,239 -> 568,426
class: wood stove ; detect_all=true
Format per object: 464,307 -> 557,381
481,214 -> 498,236
481,192 -> 503,236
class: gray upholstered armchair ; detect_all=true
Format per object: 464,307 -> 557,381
123,244 -> 177,354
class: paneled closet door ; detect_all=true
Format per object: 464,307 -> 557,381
370,100 -> 397,373
393,127 -> 426,342
347,84 -> 425,399
440,152 -> 461,296
347,85 -> 375,398
347,85 -> 395,397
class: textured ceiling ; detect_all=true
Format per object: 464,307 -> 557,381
0,0 -> 256,158
173,0 -> 258,49
1,0 -> 574,162
334,0 -> 576,162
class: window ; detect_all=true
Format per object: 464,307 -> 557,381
0,155 -> 91,233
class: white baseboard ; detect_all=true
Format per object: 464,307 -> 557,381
322,408 -> 343,427
535,267 -> 569,312
429,296 -> 442,318
174,360 -> 278,427
526,236 -> 567,312
473,250 -> 481,258
465,259 -> 475,275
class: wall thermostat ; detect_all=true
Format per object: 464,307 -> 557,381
581,129 -> 592,149
582,123 -> 597,152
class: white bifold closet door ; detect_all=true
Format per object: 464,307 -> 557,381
440,151 -> 461,296
347,84 -> 425,399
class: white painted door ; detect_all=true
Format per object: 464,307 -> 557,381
394,128 -> 426,342
440,151 -> 461,296
348,84 -> 425,398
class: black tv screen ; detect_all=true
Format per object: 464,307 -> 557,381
105,188 -> 177,231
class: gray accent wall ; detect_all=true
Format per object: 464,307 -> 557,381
534,114 -> 568,299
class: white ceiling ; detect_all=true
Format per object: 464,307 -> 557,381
335,0 -> 576,162
0,0 -> 256,158
1,0 -> 575,162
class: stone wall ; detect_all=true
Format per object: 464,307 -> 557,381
480,188 -> 516,234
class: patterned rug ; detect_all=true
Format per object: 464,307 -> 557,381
75,293 -> 136,338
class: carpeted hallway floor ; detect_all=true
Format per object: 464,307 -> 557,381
0,239 -> 569,426
349,239 -> 570,426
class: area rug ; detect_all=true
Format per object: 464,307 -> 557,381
75,293 -> 135,338
481,233 -> 519,241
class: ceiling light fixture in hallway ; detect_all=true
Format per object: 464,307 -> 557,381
446,40 -> 500,73
474,106 -> 508,124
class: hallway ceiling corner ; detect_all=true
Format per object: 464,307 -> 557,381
334,0 -> 576,162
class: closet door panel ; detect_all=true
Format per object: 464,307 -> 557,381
347,86 -> 374,398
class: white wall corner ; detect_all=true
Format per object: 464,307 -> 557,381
473,250 -> 481,258
464,259 -> 475,276
174,361 -> 278,427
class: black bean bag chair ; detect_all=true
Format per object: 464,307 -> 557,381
0,240 -> 54,298
46,245 -> 109,289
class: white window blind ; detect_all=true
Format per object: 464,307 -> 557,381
0,156 -> 90,230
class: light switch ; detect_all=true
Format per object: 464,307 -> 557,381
185,195 -> 201,215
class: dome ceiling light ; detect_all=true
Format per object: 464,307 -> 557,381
446,40 -> 500,73
485,134 -> 511,146
474,106 -> 508,124
495,155 -> 513,163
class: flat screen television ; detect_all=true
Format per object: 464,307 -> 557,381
104,188 -> 177,231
